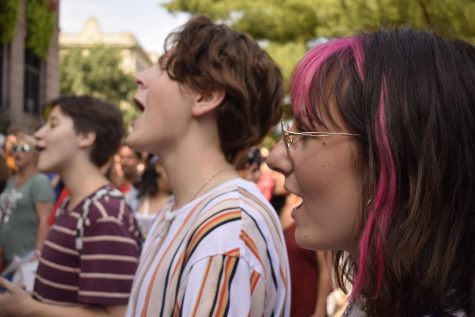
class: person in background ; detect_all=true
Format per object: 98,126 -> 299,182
125,15 -> 290,316
0,148 -> 10,193
235,146 -> 262,184
267,29 -> 475,316
132,155 -> 172,237
3,133 -> 19,174
118,144 -> 143,194
0,96 -> 141,317
0,133 -> 54,275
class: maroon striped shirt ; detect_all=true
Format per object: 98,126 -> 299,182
33,186 -> 141,306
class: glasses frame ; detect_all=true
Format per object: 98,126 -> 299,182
280,121 -> 361,151
12,143 -> 36,153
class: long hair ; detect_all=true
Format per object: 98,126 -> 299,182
137,155 -> 160,199
291,29 -> 475,315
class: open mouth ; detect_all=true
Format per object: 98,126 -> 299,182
35,145 -> 46,152
133,98 -> 145,112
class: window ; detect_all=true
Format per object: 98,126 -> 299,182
23,49 -> 41,114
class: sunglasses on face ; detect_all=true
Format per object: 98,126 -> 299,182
12,143 -> 36,153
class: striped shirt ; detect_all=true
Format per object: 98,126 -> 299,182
33,185 -> 141,306
126,178 -> 291,317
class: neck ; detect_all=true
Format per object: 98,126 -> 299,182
18,164 -> 37,179
60,159 -> 109,208
159,144 -> 238,210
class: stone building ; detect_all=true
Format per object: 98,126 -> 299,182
60,17 -> 154,75
0,0 -> 60,134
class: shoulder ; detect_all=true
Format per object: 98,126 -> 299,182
85,186 -> 132,223
30,173 -> 51,185
186,179 -> 284,263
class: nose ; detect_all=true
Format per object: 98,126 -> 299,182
266,139 -> 292,177
34,124 -> 46,140
135,67 -> 151,89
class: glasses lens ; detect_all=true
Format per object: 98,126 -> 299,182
13,144 -> 33,153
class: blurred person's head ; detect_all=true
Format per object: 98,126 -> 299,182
12,133 -> 38,170
35,95 -> 124,174
267,29 -> 475,315
128,15 -> 283,163
235,147 -> 262,183
118,145 -> 142,183
4,134 -> 17,155
137,155 -> 170,199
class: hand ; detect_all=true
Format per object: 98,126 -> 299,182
0,277 -> 35,317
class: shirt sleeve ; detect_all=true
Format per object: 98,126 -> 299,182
31,174 -> 55,203
78,217 -> 140,305
178,254 -> 266,317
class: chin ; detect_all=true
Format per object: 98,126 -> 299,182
37,159 -> 57,174
126,137 -> 149,153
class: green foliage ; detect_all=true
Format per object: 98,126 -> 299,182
164,0 -> 475,43
0,0 -> 20,44
26,0 -> 56,58
163,0 -> 475,142
60,45 -> 138,128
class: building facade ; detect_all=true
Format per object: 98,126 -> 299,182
60,17 -> 154,75
0,0 -> 60,134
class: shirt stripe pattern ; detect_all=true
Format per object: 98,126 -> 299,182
126,179 -> 290,317
33,186 -> 141,306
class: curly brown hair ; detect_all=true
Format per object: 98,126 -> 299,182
160,15 -> 284,163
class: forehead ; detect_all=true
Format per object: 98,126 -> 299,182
48,105 -> 71,121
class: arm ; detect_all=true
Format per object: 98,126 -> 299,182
311,251 -> 334,317
35,201 -> 53,252
0,278 -> 126,317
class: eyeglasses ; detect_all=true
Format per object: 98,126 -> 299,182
280,121 -> 360,152
12,143 -> 36,153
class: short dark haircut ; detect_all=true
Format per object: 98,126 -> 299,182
161,15 -> 284,163
45,95 -> 124,167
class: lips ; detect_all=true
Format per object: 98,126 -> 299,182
133,98 -> 145,112
35,145 -> 46,152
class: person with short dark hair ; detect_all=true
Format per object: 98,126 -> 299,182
267,29 -> 475,316
0,95 -> 142,317
125,15 -> 290,316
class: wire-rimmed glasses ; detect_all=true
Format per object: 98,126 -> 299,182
280,121 -> 360,153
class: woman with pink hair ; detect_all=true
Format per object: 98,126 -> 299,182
267,29 -> 475,316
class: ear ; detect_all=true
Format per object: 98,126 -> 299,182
191,89 -> 225,117
77,131 -> 96,148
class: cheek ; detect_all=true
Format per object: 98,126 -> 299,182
293,143 -> 363,250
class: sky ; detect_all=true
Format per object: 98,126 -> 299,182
59,0 -> 190,54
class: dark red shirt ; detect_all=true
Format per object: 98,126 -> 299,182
34,185 -> 141,306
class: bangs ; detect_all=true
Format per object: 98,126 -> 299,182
290,36 -> 364,129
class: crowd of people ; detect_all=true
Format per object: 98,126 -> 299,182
0,14 -> 473,317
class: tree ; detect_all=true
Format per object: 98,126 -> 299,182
163,0 -> 474,144
163,0 -> 475,88
60,45 -> 139,127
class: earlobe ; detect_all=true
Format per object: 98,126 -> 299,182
192,90 -> 225,117
77,131 -> 96,148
